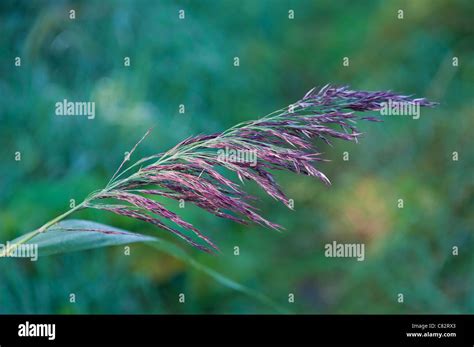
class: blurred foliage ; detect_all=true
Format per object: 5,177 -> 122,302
0,0 -> 472,313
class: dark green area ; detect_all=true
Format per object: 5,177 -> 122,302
0,0 -> 472,313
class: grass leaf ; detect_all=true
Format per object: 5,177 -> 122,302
8,219 -> 288,312
9,219 -> 156,256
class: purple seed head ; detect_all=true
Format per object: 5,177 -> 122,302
89,85 -> 436,252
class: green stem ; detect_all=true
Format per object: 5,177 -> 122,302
3,200 -> 88,257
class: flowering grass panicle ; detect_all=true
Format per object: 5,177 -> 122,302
69,85 -> 435,253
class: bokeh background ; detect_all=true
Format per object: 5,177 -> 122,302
0,0 -> 472,314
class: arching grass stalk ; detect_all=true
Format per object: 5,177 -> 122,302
3,85 -> 436,256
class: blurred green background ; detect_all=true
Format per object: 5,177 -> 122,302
0,0 -> 472,314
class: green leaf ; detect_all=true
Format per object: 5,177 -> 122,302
10,219 -> 156,256
7,219 -> 289,313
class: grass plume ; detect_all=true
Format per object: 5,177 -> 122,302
7,85 -> 437,255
